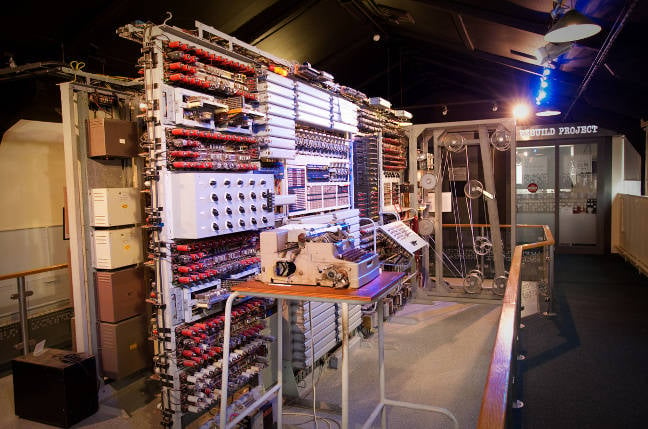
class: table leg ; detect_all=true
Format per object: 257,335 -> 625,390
276,298 -> 283,428
378,299 -> 386,429
341,302 -> 349,429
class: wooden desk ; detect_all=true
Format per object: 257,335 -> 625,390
218,271 -> 405,429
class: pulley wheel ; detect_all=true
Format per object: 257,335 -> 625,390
421,173 -> 438,190
473,236 -> 493,256
463,272 -> 483,294
464,179 -> 484,199
490,126 -> 511,151
493,275 -> 508,296
441,133 -> 465,153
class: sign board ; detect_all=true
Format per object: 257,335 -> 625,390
527,182 -> 538,193
427,192 -> 452,212
517,123 -> 614,141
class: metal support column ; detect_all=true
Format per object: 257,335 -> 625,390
478,126 -> 505,277
341,302 -> 350,429
16,277 -> 29,356
378,298 -> 387,428
434,130 -> 444,286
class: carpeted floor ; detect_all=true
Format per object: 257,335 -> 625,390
514,253 -> 648,429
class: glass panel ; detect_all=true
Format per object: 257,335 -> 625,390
516,146 -> 555,244
558,143 -> 598,246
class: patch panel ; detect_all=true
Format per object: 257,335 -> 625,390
168,172 -> 275,239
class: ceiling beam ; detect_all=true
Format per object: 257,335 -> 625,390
410,0 -> 549,35
232,0 -> 320,45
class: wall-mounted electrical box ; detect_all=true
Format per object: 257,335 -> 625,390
93,227 -> 143,269
95,266 -> 145,323
87,118 -> 138,158
91,187 -> 141,227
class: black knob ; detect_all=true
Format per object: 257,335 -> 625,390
226,221 -> 233,229
262,217 -> 268,223
238,192 -> 244,200
262,191 -> 268,198
238,206 -> 245,213
239,219 -> 245,226
226,207 -> 232,215
211,208 -> 219,217
250,192 -> 256,199
260,180 -> 266,185
250,205 -> 257,212
211,194 -> 218,202
209,179 -> 217,186
249,179 -> 255,185
237,179 -> 243,186
212,223 -> 219,231
224,179 -> 230,186
251,218 -> 257,225
226,193 -> 232,201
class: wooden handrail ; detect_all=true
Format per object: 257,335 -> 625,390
477,225 -> 554,429
442,223 -> 546,229
0,264 -> 69,281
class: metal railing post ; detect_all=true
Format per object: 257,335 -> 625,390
544,244 -> 556,316
17,276 -> 30,356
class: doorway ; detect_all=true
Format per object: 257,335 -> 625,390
516,139 -> 610,254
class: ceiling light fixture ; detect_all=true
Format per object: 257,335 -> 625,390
536,109 -> 562,117
441,105 -> 448,116
372,33 -> 381,42
512,103 -> 531,120
545,9 -> 602,43
491,102 -> 498,112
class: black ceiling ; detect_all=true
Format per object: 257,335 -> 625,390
1,0 -> 647,154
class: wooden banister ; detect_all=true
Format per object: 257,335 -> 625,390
476,225 -> 553,428
0,264 -> 69,281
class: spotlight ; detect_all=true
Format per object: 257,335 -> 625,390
512,103 -> 531,120
441,105 -> 448,116
545,9 -> 602,43
491,102 -> 498,112
372,33 -> 381,42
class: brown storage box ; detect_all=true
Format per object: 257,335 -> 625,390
99,315 -> 149,379
95,267 -> 145,323
87,118 -> 138,158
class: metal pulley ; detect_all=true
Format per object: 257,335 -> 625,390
440,133 -> 465,153
418,218 -> 435,236
490,126 -> 511,151
493,275 -> 508,296
463,269 -> 483,294
420,173 -> 438,190
473,236 -> 493,256
464,179 -> 484,199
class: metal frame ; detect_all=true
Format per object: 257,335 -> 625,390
407,118 -> 517,288
218,273 -> 457,429
60,81 -> 140,357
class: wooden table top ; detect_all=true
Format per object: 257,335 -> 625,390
232,271 -> 406,303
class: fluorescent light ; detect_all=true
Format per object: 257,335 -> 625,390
545,9 -> 601,43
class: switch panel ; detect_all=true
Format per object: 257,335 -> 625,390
169,172 -> 275,239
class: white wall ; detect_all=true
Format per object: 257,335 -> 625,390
0,120 -> 70,322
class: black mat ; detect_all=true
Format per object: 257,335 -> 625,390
514,254 -> 648,428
